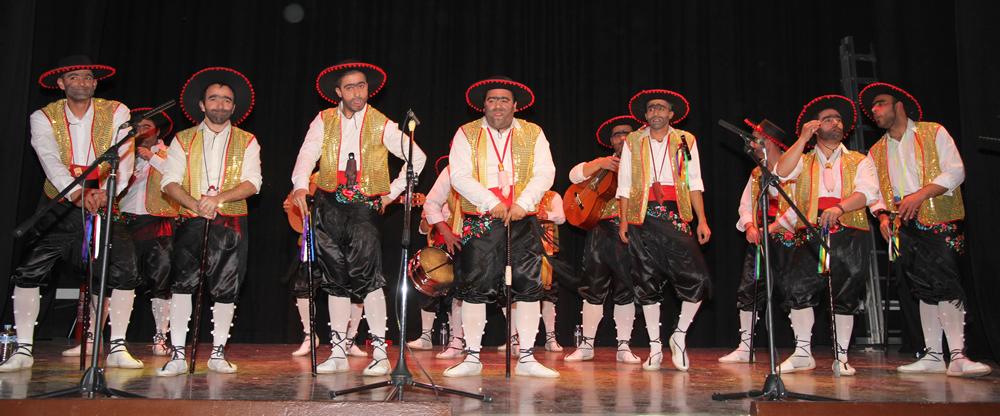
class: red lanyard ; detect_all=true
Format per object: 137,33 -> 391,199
486,127 -> 512,171
648,135 -> 671,184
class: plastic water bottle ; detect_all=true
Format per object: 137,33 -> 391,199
0,325 -> 15,362
574,325 -> 583,348
439,322 -> 450,350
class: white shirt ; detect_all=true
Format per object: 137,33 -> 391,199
423,166 -> 453,226
542,192 -> 566,225
120,140 -> 167,215
160,121 -> 263,195
616,127 -> 705,199
449,118 -> 556,213
29,100 -> 134,197
290,104 -> 427,199
881,118 -> 964,198
779,145 -> 883,228
735,168 -> 781,232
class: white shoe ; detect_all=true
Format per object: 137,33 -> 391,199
443,352 -> 482,377
318,331 -> 351,373
564,337 -> 594,362
407,331 -> 434,350
515,350 -> 559,378
106,339 -> 143,369
291,333 -> 318,356
362,337 -> 390,376
616,341 -> 642,364
837,360 -> 856,376
155,347 -> 188,377
207,345 -> 237,373
718,349 -> 753,363
544,331 -> 563,352
897,348 -> 946,373
436,338 -> 466,359
778,353 -> 816,373
947,350 -> 992,378
669,330 -> 689,371
62,341 -> 95,357
346,339 -> 368,357
0,344 -> 33,372
152,332 -> 170,356
642,339 -> 662,371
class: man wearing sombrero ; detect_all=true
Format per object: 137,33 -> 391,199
719,119 -> 797,364
119,108 -> 179,358
564,115 -> 642,364
617,90 -> 712,372
156,67 -> 262,376
774,95 -> 881,376
2,56 -> 136,373
290,60 -> 426,376
409,155 -> 467,359
444,76 -> 558,378
862,83 -> 990,377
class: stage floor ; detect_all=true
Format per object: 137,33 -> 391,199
1,340 -> 998,414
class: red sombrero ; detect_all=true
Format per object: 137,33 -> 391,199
435,155 -> 449,176
129,107 -> 173,141
744,119 -> 790,150
316,60 -> 386,104
629,89 -> 689,124
39,55 -> 115,89
465,76 -> 534,112
795,95 -> 856,140
859,83 -> 922,122
596,115 -> 644,148
180,67 -> 255,125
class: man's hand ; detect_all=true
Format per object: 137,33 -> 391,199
292,189 -> 309,216
697,222 -> 711,244
597,156 -> 620,172
197,195 -> 220,219
896,192 -> 924,221
507,204 -> 527,226
282,198 -> 292,213
879,214 -> 892,242
83,189 -> 107,214
745,226 -> 760,244
381,195 -> 395,206
619,222 -> 629,244
70,189 -> 83,207
137,147 -> 154,161
442,231 -> 463,254
490,202 -> 509,223
537,208 -> 549,221
819,205 -> 844,228
767,221 -> 783,235
799,120 -> 821,143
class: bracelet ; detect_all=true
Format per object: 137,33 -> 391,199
834,203 -> 846,214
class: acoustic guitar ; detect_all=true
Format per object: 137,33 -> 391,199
563,150 -> 621,230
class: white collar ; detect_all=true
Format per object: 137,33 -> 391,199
480,117 -> 522,133
64,99 -> 94,125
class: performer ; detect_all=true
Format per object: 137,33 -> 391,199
563,116 -> 642,364
156,68 -> 262,376
290,60 -> 426,376
719,119 -> 797,363
408,156 -> 467,359
120,108 -> 179,357
537,189 -> 565,352
443,76 -> 558,378
617,90 -> 712,372
2,56 -> 135,372
774,95 -> 881,376
861,83 -> 990,377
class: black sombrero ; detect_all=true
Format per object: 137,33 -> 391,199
465,76 -> 534,112
859,82 -> 922,122
130,107 -> 173,141
596,115 -> 644,148
316,60 -> 386,104
796,95 -> 856,140
629,89 -> 689,124
180,67 -> 254,125
745,118 -> 790,150
39,55 -> 115,89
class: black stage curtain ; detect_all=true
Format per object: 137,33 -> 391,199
1,0 -> 995,362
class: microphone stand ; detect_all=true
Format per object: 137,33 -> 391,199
21,101 -> 175,398
712,119 -> 839,402
329,110 -> 491,402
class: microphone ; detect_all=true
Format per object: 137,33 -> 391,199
679,134 -> 692,161
406,110 -> 420,132
119,99 -> 177,130
718,119 -> 764,146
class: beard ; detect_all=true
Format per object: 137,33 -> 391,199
65,86 -> 94,102
206,108 -> 232,125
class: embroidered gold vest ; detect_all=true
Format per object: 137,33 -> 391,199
624,129 -> 695,225
40,99 -> 121,200
868,122 -> 964,225
173,126 -> 254,216
749,167 -> 793,233
143,147 -> 179,217
458,119 -> 541,215
540,190 -> 560,255
793,150 -> 869,230
315,106 -> 392,196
